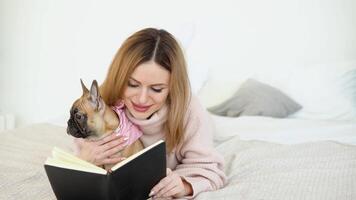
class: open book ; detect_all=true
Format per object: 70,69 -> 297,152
44,140 -> 166,200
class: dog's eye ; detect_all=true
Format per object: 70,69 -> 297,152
73,108 -> 79,114
75,113 -> 82,120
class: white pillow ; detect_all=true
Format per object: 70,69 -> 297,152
197,77 -> 243,108
287,61 -> 356,120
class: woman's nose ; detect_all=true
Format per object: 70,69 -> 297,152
138,89 -> 149,104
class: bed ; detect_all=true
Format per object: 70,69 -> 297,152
1,62 -> 356,199
0,116 -> 355,200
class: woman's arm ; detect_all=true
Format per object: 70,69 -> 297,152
152,96 -> 227,199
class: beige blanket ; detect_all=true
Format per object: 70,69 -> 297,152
0,123 -> 355,199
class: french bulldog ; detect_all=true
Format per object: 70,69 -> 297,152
66,79 -> 143,169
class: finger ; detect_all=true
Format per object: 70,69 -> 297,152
153,197 -> 172,200
166,168 -> 172,175
97,133 -> 125,146
152,196 -> 173,200
93,141 -> 125,163
101,144 -> 126,159
102,156 -> 126,165
108,154 -> 125,159
162,185 -> 181,198
156,180 -> 177,197
151,176 -> 174,197
100,137 -> 128,152
95,133 -> 114,145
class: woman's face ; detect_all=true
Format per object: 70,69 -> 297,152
123,61 -> 170,120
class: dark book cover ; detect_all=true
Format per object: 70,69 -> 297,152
44,140 -> 166,200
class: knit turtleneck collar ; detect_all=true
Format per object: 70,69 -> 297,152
125,104 -> 168,135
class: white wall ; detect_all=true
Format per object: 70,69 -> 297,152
1,0 -> 356,128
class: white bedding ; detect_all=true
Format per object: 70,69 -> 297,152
0,119 -> 355,200
199,137 -> 356,200
212,115 -> 356,145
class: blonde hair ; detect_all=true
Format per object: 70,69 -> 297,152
100,28 -> 191,152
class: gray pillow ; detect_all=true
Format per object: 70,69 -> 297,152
208,79 -> 302,118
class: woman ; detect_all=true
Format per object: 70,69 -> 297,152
74,28 -> 226,199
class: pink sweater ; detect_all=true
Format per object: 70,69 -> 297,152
111,102 -> 142,146
124,95 -> 227,198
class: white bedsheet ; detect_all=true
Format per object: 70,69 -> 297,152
212,115 -> 356,145
1,122 -> 355,200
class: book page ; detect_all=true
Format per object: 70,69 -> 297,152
45,157 -> 106,174
45,147 -> 106,175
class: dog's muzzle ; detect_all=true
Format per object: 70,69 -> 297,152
66,108 -> 91,138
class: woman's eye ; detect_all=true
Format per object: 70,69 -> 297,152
151,88 -> 163,93
128,82 -> 139,88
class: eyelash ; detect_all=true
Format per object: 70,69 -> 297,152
127,82 -> 138,88
151,88 -> 163,93
127,82 -> 163,93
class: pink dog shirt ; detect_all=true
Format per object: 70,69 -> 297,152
111,101 -> 143,146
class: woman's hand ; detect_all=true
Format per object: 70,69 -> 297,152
74,133 -> 128,166
150,168 -> 193,199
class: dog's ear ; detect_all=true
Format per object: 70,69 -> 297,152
80,79 -> 89,94
89,80 -> 104,111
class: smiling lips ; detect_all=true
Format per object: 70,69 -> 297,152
132,102 -> 151,112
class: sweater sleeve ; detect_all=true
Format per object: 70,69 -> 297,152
173,96 -> 227,198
